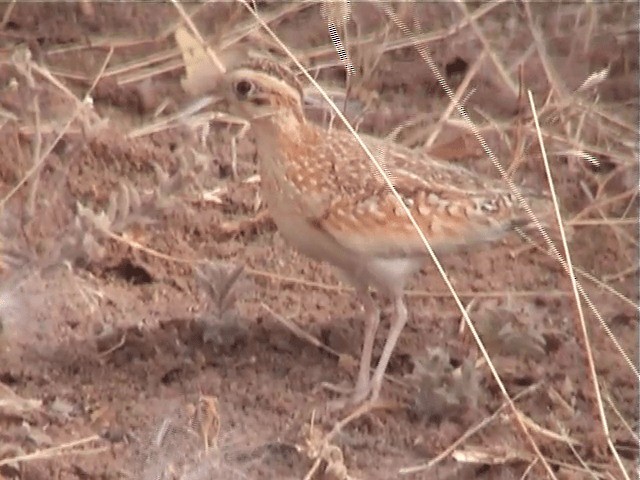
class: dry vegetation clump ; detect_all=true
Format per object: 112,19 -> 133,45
0,1 -> 637,479
194,261 -> 249,349
409,347 -> 482,424
132,395 -> 252,480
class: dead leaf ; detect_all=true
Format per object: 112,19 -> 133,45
175,26 -> 221,96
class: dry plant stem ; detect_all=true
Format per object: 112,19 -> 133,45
424,49 -> 487,149
106,3 -> 306,83
396,0 -> 639,419
549,387 -> 575,417
400,383 -> 541,475
505,66 -> 527,178
0,435 -> 102,466
593,170 -> 634,212
118,59 -> 189,87
381,7 -> 555,478
156,3 -> 209,40
261,303 -> 408,390
298,0 -> 508,67
528,91 -> 630,480
604,391 -> 639,445
65,206 -> 577,306
566,432 -> 600,480
578,180 -> 637,256
25,96 -> 42,220
44,68 -> 94,83
301,411 -> 322,480
302,458 -> 322,480
230,134 -> 239,180
454,449 -> 610,478
29,62 -> 83,104
523,3 -> 568,99
457,298 -> 477,335
328,23 -> 354,80
517,411 -> 580,445
568,218 -> 638,227
0,48 -> 114,209
602,264 -> 639,283
326,400 -> 398,444
540,129 -> 632,168
302,401 -> 400,480
97,333 -> 127,358
557,462 -> 611,480
517,227 -> 640,326
618,189 -> 637,221
45,36 -> 156,56
116,58 -> 185,86
562,419 -> 611,478
98,224 -> 587,313
520,459 -> 539,480
0,0 -> 16,29
107,48 -> 183,79
220,2 -> 312,50
253,266 -> 568,300
262,303 -> 339,357
126,108 -> 235,139
571,190 -> 638,222
454,0 -> 518,98
444,115 -> 632,168
516,244 -> 637,463
169,0 -> 225,75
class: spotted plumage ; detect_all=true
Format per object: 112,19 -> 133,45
217,59 -> 548,405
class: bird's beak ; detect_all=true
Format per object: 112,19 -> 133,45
212,94 -> 228,108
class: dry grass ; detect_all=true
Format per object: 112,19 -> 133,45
0,1 -> 636,478
132,395 -> 255,480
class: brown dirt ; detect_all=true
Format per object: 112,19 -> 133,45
0,3 -> 637,479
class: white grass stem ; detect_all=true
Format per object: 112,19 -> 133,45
527,90 -> 630,480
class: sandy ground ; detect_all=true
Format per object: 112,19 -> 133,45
0,2 -> 638,479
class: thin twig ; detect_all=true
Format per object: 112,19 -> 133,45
454,0 -> 518,97
528,90 -> 630,480
0,0 -> 17,30
0,435 -> 103,466
424,49 -> 487,149
515,230 -> 639,367
169,0 -> 225,75
0,48 -> 114,209
400,383 -> 541,474
604,390 -> 639,445
381,8 -> 556,477
261,303 -> 408,389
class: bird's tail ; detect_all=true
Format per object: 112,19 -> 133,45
512,192 -> 573,243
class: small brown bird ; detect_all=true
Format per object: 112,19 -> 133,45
217,58 -> 547,405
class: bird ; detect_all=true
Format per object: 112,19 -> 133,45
216,57 -> 548,406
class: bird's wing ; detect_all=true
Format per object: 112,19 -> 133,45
303,129 -> 542,258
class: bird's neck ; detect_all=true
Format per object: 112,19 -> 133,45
251,109 -> 313,150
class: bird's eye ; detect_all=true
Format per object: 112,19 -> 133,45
234,79 -> 253,98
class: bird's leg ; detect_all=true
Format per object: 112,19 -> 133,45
322,287 -> 380,409
351,287 -> 380,403
368,294 -> 408,402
